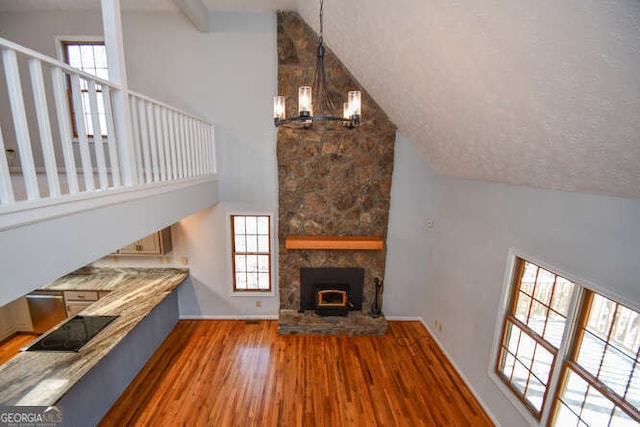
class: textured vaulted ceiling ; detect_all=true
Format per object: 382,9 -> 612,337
296,0 -> 640,199
2,0 -> 639,198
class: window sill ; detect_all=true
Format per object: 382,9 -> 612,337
230,290 -> 276,297
488,371 -> 541,427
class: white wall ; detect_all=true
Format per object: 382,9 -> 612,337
0,10 -> 279,315
121,12 -> 280,317
383,131 -> 436,317
426,175 -> 640,426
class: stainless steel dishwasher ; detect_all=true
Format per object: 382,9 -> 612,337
26,291 -> 67,334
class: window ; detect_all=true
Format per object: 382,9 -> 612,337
230,215 -> 271,292
552,292 -> 640,426
495,256 -> 640,425
496,259 -> 576,417
61,41 -> 108,137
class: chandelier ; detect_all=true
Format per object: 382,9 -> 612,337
274,0 -> 361,129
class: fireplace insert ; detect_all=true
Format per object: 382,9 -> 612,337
300,267 -> 364,316
315,284 -> 349,316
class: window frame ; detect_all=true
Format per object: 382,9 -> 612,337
549,290 -> 640,425
494,258 -> 569,420
489,249 -> 640,427
55,36 -> 107,139
227,212 -> 275,296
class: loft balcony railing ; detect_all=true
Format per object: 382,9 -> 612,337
0,37 -> 217,230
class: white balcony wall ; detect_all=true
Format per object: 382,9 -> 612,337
0,10 -> 277,313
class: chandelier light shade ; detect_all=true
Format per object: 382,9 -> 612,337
298,86 -> 312,117
274,0 -> 361,129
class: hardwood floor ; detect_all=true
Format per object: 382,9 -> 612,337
100,321 -> 493,427
0,334 -> 37,365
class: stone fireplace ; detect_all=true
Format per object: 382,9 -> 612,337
276,12 -> 396,335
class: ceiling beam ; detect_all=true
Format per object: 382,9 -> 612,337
173,0 -> 210,32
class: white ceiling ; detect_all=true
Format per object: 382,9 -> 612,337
296,0 -> 640,199
0,0 -> 295,12
1,0 -> 638,198
202,0 -> 294,12
0,0 -> 176,11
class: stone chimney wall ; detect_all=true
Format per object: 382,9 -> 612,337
277,12 -> 396,320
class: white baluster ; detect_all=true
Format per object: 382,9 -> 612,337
210,125 -> 217,175
0,127 -> 15,205
176,114 -> 188,178
29,58 -> 61,198
202,122 -> 210,175
196,121 -> 203,176
191,119 -> 199,176
51,67 -> 79,195
137,99 -> 152,183
167,110 -> 179,180
2,48 -> 39,200
160,108 -> 171,181
185,117 -> 193,178
87,81 -> 109,190
205,124 -> 211,175
70,74 -> 95,191
146,103 -> 159,182
154,105 -> 166,181
102,87 -> 121,188
129,96 -> 144,184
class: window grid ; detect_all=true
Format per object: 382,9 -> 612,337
552,291 -> 640,426
231,215 -> 271,292
62,41 -> 108,137
496,259 -> 575,419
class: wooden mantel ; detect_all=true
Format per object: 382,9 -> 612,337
285,236 -> 384,251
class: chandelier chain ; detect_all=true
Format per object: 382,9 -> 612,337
319,0 -> 324,43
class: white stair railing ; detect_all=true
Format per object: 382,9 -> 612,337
0,37 -> 216,214
128,91 -> 216,185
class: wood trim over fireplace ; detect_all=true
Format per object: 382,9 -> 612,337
285,236 -> 383,251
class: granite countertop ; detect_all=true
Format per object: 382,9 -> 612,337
0,267 -> 188,406
40,266 -> 162,292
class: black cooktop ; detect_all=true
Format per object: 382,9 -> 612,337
25,315 -> 119,352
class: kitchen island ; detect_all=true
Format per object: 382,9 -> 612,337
0,267 -> 188,426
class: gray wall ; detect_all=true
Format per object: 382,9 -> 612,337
384,131 -> 435,317
426,175 -> 640,426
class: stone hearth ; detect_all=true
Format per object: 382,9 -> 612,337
276,12 -> 396,335
278,310 -> 387,336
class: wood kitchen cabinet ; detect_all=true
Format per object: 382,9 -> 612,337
0,297 -> 34,340
63,290 -> 112,317
114,227 -> 172,256
64,290 -> 98,317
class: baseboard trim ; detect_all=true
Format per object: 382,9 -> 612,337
416,317 -> 501,427
179,314 -> 279,320
385,316 -> 423,321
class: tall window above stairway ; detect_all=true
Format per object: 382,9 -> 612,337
61,40 -> 108,137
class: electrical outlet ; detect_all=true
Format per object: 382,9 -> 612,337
255,301 -> 261,308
